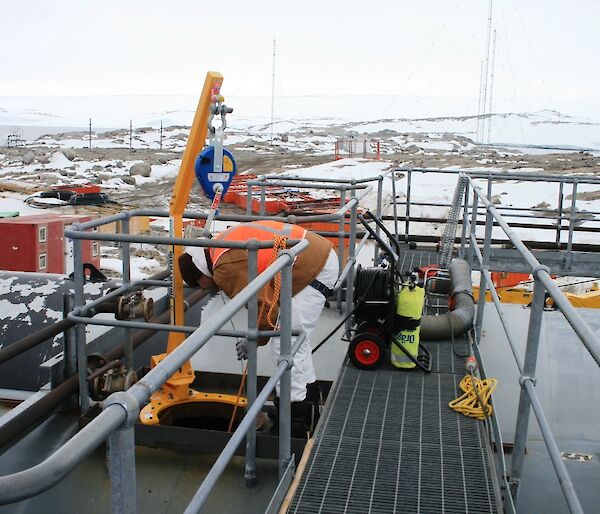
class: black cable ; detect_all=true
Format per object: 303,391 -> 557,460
311,303 -> 363,355
312,266 -> 391,355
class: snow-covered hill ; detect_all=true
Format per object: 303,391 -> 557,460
2,95 -> 600,150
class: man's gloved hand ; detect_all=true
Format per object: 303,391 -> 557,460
236,339 -> 248,360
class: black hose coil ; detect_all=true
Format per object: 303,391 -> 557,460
355,266 -> 391,302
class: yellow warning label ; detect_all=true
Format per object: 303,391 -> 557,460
223,156 -> 233,172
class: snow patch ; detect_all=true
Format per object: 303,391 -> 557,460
0,299 -> 29,319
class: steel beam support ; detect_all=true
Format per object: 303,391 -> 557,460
374,175 -> 383,263
406,169 -> 412,241
555,181 -> 564,247
566,180 -> 577,268
259,179 -> 266,216
509,278 -> 546,503
108,424 -> 137,514
345,198 -> 358,334
73,237 -> 89,413
245,242 -> 259,488
246,181 -> 253,215
121,218 -> 133,370
278,258 -> 293,478
62,293 -> 77,380
336,187 -> 346,313
121,218 -> 131,283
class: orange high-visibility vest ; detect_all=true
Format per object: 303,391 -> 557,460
209,220 -> 307,272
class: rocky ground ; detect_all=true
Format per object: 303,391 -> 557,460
1,122 -> 599,281
1,124 -> 599,213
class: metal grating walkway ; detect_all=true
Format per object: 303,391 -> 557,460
397,243 -> 443,273
289,339 -> 501,514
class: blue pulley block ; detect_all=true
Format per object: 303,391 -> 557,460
195,145 -> 237,199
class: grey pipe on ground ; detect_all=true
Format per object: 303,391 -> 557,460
420,258 -> 475,341
0,288 -> 208,453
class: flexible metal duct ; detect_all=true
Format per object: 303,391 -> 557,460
420,258 -> 474,341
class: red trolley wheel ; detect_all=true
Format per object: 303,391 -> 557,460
348,333 -> 386,370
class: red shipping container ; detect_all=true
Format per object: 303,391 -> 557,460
0,214 -> 100,274
0,217 -> 64,273
46,214 -> 100,274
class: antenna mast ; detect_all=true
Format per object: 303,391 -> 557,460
476,60 -> 485,143
270,38 -> 276,144
480,0 -> 494,143
487,30 -> 497,144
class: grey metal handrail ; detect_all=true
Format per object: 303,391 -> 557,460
0,174 -> 372,511
0,240 -> 309,506
464,172 -> 599,514
184,332 -> 306,513
394,167 -> 599,257
399,166 -> 600,185
470,181 -> 600,366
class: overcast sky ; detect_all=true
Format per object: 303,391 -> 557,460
2,0 -> 599,114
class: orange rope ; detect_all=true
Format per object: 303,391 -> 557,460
228,363 -> 248,433
257,235 -> 288,330
228,236 -> 287,433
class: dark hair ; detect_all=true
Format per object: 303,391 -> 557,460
178,252 -> 203,287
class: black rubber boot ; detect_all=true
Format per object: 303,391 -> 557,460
269,398 -> 309,439
305,382 -> 323,433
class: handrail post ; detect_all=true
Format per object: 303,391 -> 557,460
73,236 -> 89,413
62,293 -> 77,380
566,179 -> 578,268
245,241 -> 259,487
475,179 -> 493,342
374,175 -> 383,263
108,423 -> 137,514
346,193 -> 358,334
555,180 -> 564,248
468,189 -> 479,268
278,254 -> 293,478
459,178 -> 470,258
121,217 -> 133,371
246,181 -> 253,215
396,168 -> 402,238
336,187 -> 346,313
404,169 -> 412,242
509,276 -> 546,503
259,178 -> 266,216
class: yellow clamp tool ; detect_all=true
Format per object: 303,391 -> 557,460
449,374 -> 498,420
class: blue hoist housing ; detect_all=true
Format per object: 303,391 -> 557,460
194,145 -> 237,199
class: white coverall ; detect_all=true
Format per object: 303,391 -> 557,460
270,249 -> 339,402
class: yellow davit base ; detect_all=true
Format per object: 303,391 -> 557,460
473,284 -> 600,308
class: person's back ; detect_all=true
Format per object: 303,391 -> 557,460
178,220 -> 339,437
